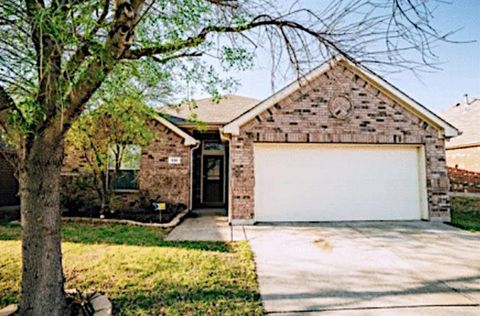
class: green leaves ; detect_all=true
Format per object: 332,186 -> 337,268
221,47 -> 254,71
0,0 -> 255,143
67,94 -> 156,174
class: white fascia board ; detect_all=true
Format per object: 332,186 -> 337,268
154,115 -> 198,146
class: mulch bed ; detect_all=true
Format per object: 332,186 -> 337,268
63,205 -> 185,224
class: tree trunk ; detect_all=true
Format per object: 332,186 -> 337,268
99,170 -> 111,215
18,131 -> 68,315
100,191 -> 111,215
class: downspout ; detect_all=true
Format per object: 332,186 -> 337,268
189,140 -> 201,211
219,128 -> 232,224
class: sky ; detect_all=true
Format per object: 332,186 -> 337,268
227,0 -> 480,113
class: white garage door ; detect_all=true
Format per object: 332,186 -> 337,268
254,144 -> 427,222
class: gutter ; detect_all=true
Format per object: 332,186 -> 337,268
446,141 -> 480,150
188,140 -> 201,211
219,128 -> 232,224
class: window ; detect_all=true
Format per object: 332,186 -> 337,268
108,144 -> 141,191
203,142 -> 225,154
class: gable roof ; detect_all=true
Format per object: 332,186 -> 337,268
160,94 -> 260,125
222,56 -> 459,138
439,98 -> 480,149
154,115 -> 198,146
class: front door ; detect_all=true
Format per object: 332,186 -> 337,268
202,156 -> 224,206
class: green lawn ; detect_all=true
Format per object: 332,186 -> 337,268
0,222 -> 263,315
450,196 -> 480,232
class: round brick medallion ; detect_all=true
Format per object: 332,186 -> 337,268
328,96 -> 353,120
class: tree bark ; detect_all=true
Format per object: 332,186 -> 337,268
100,178 -> 111,215
18,129 -> 68,316
97,174 -> 110,215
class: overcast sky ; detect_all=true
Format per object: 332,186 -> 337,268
226,0 -> 480,113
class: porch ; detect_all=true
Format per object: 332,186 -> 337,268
190,130 -> 229,211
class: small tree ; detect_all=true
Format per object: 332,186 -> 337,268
67,96 -> 155,214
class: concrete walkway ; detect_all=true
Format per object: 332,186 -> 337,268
165,214 -> 247,241
166,217 -> 480,315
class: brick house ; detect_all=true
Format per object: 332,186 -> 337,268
439,96 -> 480,193
63,56 -> 459,223
440,96 -> 480,172
0,149 -> 19,208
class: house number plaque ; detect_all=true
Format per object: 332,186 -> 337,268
168,156 -> 181,164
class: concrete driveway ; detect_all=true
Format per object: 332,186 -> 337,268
247,221 -> 480,315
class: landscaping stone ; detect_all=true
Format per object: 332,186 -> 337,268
0,305 -> 17,316
62,208 -> 189,228
89,293 -> 112,316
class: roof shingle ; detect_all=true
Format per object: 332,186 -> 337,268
440,98 -> 480,148
160,94 -> 260,125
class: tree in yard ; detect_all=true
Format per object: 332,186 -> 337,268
67,95 -> 155,215
0,0 -> 461,314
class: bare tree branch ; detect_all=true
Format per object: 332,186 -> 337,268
206,0 -> 239,9
61,0 -> 146,133
62,0 -> 111,81
151,51 -> 203,63
123,16 -> 336,59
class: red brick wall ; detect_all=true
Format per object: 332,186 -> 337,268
448,167 -> 480,193
230,63 -> 450,220
138,121 -> 191,206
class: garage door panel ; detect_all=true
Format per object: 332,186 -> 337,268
254,144 -> 424,222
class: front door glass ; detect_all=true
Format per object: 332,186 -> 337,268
203,156 -> 223,204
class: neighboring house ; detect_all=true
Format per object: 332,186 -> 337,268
63,56 -> 458,222
447,166 -> 480,193
440,96 -> 480,172
0,148 -> 19,208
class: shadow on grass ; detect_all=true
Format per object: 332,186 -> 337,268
0,283 -> 262,315
0,222 -> 231,252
